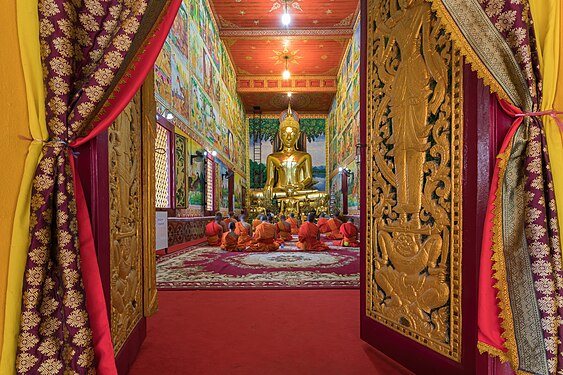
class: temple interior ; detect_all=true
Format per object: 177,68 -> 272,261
1,0 -> 563,374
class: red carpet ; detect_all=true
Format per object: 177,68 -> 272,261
157,242 -> 359,290
129,290 -> 413,375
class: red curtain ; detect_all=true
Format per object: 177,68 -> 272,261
15,1 -> 181,374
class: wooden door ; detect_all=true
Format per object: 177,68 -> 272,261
359,1 -> 513,373
76,72 -> 157,374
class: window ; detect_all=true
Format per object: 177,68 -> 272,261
155,123 -> 171,208
205,157 -> 215,212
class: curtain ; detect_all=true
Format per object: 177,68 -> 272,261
3,1 -> 181,374
429,1 -> 563,374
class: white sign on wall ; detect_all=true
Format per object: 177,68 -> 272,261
156,211 -> 168,251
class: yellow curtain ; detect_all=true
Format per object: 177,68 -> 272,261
529,0 -> 562,242
0,0 -> 47,372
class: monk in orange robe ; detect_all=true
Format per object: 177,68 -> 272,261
317,213 -> 330,234
275,215 -> 293,244
223,211 -> 236,227
215,212 -> 227,232
251,216 -> 262,234
235,214 -> 253,248
297,213 -> 330,251
246,215 -> 279,252
286,212 -> 300,235
221,222 -> 240,251
334,218 -> 360,247
326,215 -> 344,240
205,215 -> 224,246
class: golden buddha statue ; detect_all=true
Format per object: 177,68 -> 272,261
252,104 -> 326,216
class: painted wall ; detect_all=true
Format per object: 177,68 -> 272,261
328,19 -> 360,214
248,116 -> 327,191
0,1 -> 32,354
155,0 -> 247,215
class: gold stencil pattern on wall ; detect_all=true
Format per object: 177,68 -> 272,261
108,92 -> 144,353
365,0 -> 463,361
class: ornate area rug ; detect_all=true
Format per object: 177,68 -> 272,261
156,240 -> 359,289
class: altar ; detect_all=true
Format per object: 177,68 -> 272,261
249,104 -> 329,218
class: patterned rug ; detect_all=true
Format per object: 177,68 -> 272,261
156,239 -> 360,289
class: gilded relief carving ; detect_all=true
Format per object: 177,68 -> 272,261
366,0 -> 463,361
108,92 -> 144,353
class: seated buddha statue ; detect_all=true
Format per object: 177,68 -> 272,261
263,105 -> 317,200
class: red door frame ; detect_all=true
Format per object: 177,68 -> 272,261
228,171 -> 235,213
358,1 -> 514,373
341,170 -> 349,215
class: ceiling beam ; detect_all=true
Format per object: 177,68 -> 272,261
237,75 -> 337,93
221,28 -> 353,38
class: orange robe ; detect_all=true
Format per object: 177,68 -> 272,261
275,221 -> 293,243
297,222 -> 330,251
286,217 -> 300,235
224,217 -> 236,227
205,221 -> 223,246
235,221 -> 253,247
326,218 -> 343,240
334,222 -> 360,247
251,219 -> 261,234
246,223 -> 279,252
220,231 -> 240,251
317,217 -> 330,233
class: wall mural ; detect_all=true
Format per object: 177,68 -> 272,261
328,19 -> 360,212
248,116 -> 327,191
155,0 -> 247,215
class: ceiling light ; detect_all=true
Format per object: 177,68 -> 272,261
165,112 -> 174,120
282,55 -> 290,80
338,167 -> 343,172
281,2 -> 291,26
211,150 -> 217,157
282,12 -> 291,26
287,92 -> 292,97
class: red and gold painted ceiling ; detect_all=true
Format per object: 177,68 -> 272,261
209,0 -> 359,31
240,92 -> 335,113
224,38 -> 347,76
209,0 -> 359,113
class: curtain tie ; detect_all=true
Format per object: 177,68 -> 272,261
18,135 -> 80,157
515,109 -> 563,131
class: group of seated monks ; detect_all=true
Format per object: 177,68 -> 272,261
205,211 -> 360,253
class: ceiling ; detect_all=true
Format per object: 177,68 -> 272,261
209,0 -> 359,114
240,91 -> 335,113
210,0 -> 359,30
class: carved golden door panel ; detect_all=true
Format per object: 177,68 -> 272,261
107,83 -> 157,354
365,0 -> 463,361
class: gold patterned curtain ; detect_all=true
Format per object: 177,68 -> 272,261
429,0 -> 563,374
3,0 -> 181,374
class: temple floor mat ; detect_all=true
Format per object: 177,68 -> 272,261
156,240 -> 360,290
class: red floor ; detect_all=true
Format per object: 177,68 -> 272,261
129,290 -> 413,375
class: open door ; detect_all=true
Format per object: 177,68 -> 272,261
359,1 -> 514,374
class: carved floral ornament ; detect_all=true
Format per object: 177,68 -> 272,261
365,0 -> 463,361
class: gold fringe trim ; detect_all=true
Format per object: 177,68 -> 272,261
426,0 -> 514,106
489,145 -> 535,375
477,341 -> 509,363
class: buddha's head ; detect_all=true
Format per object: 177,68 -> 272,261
279,116 -> 300,149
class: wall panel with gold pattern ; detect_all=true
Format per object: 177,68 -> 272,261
108,92 -> 145,354
365,0 -> 463,361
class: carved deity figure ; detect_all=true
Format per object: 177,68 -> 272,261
375,231 -> 449,325
382,0 -> 447,225
263,105 -> 314,199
